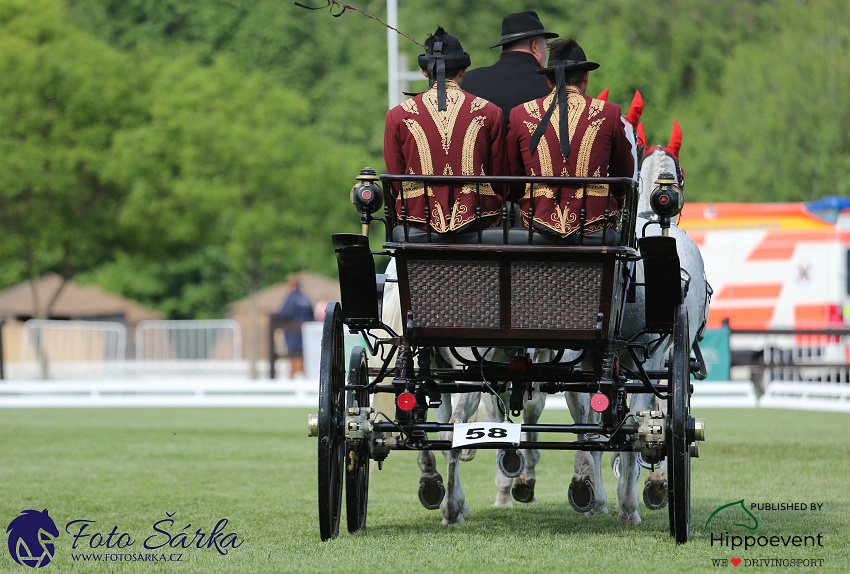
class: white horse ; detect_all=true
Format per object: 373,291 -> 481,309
564,120 -> 710,524
373,259 -> 483,525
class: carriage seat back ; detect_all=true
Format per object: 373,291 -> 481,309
391,225 -> 620,246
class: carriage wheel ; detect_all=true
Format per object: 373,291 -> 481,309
318,302 -> 345,541
667,303 -> 691,544
345,346 -> 370,533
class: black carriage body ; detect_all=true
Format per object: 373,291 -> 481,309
321,173 -> 700,544
392,242 -> 635,349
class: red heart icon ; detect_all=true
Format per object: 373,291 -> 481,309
731,558 -> 742,567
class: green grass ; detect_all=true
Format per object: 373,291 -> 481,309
1,407 -> 848,573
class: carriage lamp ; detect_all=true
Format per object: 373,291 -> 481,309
649,172 -> 684,235
350,167 -> 384,235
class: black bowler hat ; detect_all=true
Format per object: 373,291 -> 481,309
529,40 -> 599,160
537,39 -> 599,74
417,27 -> 471,111
490,11 -> 558,49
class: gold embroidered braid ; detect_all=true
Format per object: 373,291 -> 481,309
576,117 -> 606,177
462,116 -> 486,175
587,98 -> 604,120
402,118 -> 434,175
470,97 -> 487,113
422,81 -> 465,154
401,99 -> 419,114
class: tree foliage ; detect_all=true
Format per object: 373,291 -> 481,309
0,0 -> 147,315
2,0 -> 849,318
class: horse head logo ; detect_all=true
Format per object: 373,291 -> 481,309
704,499 -> 759,533
6,509 -> 60,568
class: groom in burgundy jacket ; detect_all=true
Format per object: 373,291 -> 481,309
384,27 -> 508,234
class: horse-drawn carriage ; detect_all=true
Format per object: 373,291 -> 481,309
309,160 -> 707,544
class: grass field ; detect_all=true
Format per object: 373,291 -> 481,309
1,406 -> 848,573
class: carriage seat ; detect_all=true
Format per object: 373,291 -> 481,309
391,225 -> 620,246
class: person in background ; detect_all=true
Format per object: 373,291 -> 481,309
275,278 -> 315,376
461,11 -> 558,126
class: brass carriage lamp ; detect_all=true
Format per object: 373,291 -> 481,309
649,172 -> 684,236
350,167 -> 384,235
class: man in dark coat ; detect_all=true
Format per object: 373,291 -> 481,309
276,279 -> 315,376
462,11 -> 558,126
384,27 -> 507,233
506,39 -> 636,238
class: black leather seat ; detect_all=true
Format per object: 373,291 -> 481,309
391,225 -> 620,246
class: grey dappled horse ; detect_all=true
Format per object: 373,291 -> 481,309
562,122 -> 710,524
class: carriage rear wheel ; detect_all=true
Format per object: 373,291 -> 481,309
318,302 -> 345,541
667,303 -> 691,544
345,346 -> 370,533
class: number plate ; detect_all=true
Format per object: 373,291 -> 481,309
451,423 -> 522,448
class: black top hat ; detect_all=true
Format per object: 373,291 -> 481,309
490,11 -> 558,49
417,27 -> 471,111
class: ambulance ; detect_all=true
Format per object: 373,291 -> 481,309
677,197 -> 850,330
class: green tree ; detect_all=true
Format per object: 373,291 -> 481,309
105,54 -> 362,370
0,0 -> 147,316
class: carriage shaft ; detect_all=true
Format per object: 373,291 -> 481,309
371,422 -> 638,435
363,382 -> 668,394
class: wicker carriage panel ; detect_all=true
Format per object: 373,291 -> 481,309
511,261 -> 603,329
407,260 -> 500,328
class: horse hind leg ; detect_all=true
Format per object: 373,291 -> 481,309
566,392 -> 608,516
439,391 -> 480,525
483,392 -> 514,507
512,384 -> 546,504
417,395 -> 451,511
417,449 -> 445,510
615,392 -> 654,525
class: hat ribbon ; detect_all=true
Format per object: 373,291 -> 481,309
529,63 -> 570,159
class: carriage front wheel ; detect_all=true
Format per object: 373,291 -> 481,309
345,346 -> 370,533
667,303 -> 691,544
318,302 -> 345,540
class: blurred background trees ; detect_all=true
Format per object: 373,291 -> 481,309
1,0 -> 848,318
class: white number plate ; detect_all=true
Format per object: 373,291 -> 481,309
451,423 -> 522,448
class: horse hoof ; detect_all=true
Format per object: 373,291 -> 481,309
497,449 -> 525,478
418,473 -> 445,510
460,448 -> 476,462
568,476 -> 595,513
511,479 -> 536,504
618,509 -> 642,525
643,476 -> 668,510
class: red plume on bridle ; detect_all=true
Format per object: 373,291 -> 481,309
626,90 -> 643,127
667,119 -> 682,161
596,88 -> 609,101
636,122 -> 647,150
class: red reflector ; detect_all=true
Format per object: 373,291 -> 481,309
362,190 -> 372,200
659,195 -> 669,204
397,392 -> 416,411
590,393 -> 609,412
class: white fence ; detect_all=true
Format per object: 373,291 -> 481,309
134,319 -> 243,376
13,320 -> 128,379
3,320 -> 850,411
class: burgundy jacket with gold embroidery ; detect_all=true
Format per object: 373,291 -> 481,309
384,81 -> 508,233
507,86 -> 635,237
